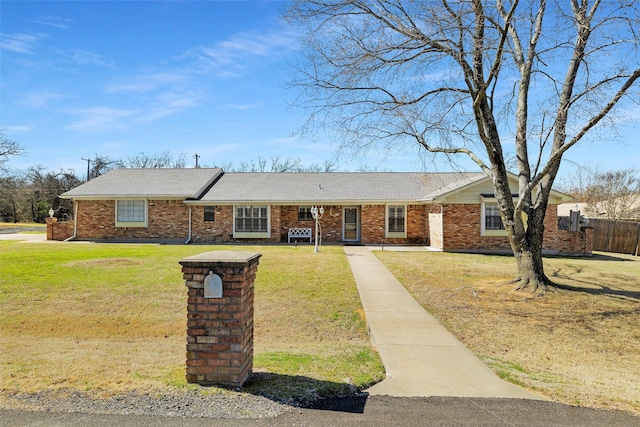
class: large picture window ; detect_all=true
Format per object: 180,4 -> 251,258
234,206 -> 269,237
116,200 -> 147,227
386,205 -> 406,238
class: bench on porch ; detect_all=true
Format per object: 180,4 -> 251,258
288,227 -> 313,243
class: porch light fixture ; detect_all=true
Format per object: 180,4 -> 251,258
48,208 -> 55,218
310,205 -> 324,252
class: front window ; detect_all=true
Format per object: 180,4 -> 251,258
116,200 -> 147,227
386,205 -> 406,238
235,206 -> 268,233
388,205 -> 405,232
484,204 -> 504,230
298,206 -> 313,221
204,206 -> 215,222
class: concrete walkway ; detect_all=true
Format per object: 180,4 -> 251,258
344,245 -> 544,399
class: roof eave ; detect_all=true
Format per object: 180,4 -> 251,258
59,195 -> 192,200
186,199 -> 427,205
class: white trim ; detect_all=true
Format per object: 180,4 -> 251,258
232,205 -> 271,239
115,199 -> 148,228
481,197 -> 507,236
385,204 -> 407,238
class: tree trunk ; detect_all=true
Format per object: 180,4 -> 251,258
512,245 -> 553,293
508,210 -> 555,293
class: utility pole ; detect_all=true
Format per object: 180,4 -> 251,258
81,158 -> 91,181
194,153 -> 200,168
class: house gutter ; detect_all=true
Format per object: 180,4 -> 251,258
439,203 -> 444,250
64,200 -> 78,241
185,205 -> 192,244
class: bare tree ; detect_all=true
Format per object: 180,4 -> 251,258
0,173 -> 26,223
287,0 -> 640,292
564,166 -> 640,220
26,166 -> 82,222
115,151 -> 187,169
222,156 -> 312,172
0,130 -> 24,172
88,155 -> 114,180
307,159 -> 339,172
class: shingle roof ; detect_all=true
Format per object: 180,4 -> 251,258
61,168 -> 222,199
196,172 -> 486,203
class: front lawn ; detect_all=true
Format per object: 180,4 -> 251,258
375,250 -> 640,414
0,241 -> 383,402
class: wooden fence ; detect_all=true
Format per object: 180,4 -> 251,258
589,218 -> 640,256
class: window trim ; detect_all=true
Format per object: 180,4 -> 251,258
385,204 -> 407,238
481,194 -> 529,237
233,205 -> 270,239
204,206 -> 215,222
115,199 -> 148,228
298,206 -> 314,221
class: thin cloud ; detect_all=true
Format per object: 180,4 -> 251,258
106,72 -> 189,93
183,29 -> 297,74
18,91 -> 66,109
142,92 -> 203,121
30,17 -> 73,30
0,33 -> 46,54
226,103 -> 261,110
66,91 -> 202,130
3,125 -> 33,133
56,49 -> 115,68
66,107 -> 137,131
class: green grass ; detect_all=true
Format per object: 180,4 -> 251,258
0,241 -> 383,401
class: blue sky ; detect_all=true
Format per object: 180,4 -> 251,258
1,1 -> 638,177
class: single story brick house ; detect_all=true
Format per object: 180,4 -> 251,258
54,168 -> 592,255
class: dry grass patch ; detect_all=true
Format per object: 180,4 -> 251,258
0,241 -> 383,402
375,251 -> 640,415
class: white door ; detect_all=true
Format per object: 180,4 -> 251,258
343,207 -> 360,242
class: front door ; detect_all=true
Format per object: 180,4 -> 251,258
343,207 -> 360,242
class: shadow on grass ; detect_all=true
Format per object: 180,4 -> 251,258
240,372 -> 370,413
549,266 -> 640,301
576,253 -> 637,262
552,282 -> 640,301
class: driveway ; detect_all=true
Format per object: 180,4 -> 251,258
0,232 -> 47,242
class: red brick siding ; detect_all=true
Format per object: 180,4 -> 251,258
58,199 -> 590,254
191,206 -> 234,243
279,205 -> 345,242
361,205 -> 429,244
180,253 -> 260,387
46,217 -> 74,241
361,205 -> 385,243
74,199 -> 189,240
442,203 -> 591,255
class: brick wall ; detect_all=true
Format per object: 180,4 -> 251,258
191,205 -> 233,242
58,199 -> 590,254
360,205 -> 429,244
442,203 -> 591,255
278,205 -> 344,243
74,199 -> 189,240
46,217 -> 74,241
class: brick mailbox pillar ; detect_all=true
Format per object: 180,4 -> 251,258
179,250 -> 261,387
